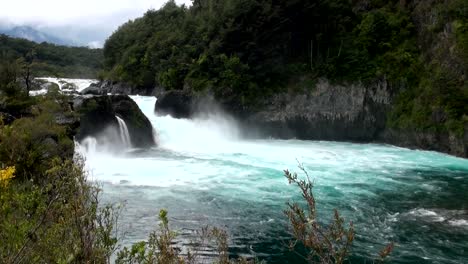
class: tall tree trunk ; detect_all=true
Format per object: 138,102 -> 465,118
310,39 -> 314,70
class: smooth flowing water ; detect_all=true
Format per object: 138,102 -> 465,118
77,95 -> 468,263
115,116 -> 131,148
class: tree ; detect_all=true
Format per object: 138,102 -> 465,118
17,50 -> 36,96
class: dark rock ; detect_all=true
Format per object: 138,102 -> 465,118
74,95 -> 155,148
75,95 -> 118,142
155,90 -> 197,118
80,84 -> 107,95
0,112 -> 16,125
154,89 -> 219,119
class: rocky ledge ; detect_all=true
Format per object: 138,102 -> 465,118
73,95 -> 155,148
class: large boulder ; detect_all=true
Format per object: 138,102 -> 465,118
74,95 -> 155,148
111,95 -> 155,147
154,90 -> 197,118
154,89 -> 221,119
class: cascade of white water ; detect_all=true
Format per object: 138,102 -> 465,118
129,95 -> 241,154
74,137 -> 97,158
116,116 -> 131,148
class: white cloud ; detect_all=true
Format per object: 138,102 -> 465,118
0,0 -> 192,46
87,40 -> 103,49
0,0 -> 191,25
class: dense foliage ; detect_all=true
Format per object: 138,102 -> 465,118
0,34 -> 103,78
103,0 -> 467,134
0,87 -> 119,262
388,0 -> 468,135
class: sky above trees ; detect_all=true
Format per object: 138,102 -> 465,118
0,0 -> 191,47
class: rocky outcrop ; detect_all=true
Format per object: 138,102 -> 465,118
74,95 -> 155,148
81,81 -> 155,96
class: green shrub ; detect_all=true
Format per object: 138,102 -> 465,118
0,159 -> 120,263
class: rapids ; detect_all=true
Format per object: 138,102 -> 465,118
77,95 -> 468,263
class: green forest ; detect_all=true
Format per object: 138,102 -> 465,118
103,0 -> 468,135
0,34 -> 103,78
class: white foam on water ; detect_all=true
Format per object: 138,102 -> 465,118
36,77 -> 98,92
407,208 -> 446,222
448,219 -> 468,227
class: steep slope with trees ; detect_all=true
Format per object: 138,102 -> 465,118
0,34 -> 103,78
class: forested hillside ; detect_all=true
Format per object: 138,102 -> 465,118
0,34 -> 103,78
103,0 -> 468,142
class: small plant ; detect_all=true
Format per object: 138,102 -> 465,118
116,209 -> 258,264
284,164 -> 354,264
284,163 -> 394,263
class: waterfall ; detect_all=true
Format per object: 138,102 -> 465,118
129,95 -> 241,154
116,116 -> 131,148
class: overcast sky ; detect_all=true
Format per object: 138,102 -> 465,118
0,0 -> 192,47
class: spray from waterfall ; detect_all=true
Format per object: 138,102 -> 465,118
116,116 -> 131,148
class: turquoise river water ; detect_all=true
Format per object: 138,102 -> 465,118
77,95 -> 468,263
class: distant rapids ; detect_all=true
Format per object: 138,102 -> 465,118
75,94 -> 468,263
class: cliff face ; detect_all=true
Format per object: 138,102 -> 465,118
246,79 -> 392,141
381,128 -> 468,158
